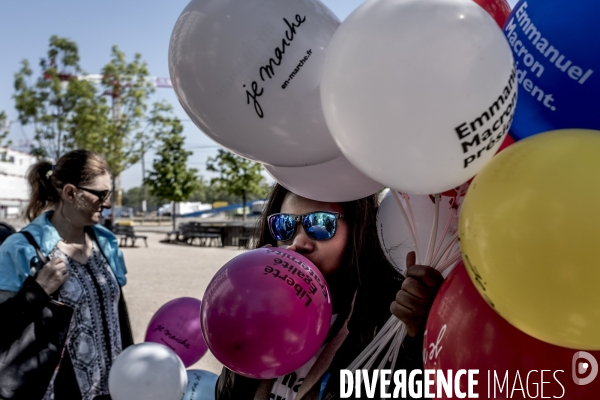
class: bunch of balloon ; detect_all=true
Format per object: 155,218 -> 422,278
503,0 -> 600,141
321,0 -> 517,196
168,0 -> 340,167
201,247 -> 332,379
145,297 -> 208,367
109,343 -> 188,400
460,130 -> 600,350
424,263 -> 600,399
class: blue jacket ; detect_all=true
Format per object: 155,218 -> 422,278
0,211 -> 127,292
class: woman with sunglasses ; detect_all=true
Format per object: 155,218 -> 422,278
0,150 -> 132,400
216,183 -> 443,399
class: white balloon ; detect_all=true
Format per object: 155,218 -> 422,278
321,0 -> 516,194
108,343 -> 187,400
170,0 -> 341,167
377,190 -> 459,275
264,154 -> 384,202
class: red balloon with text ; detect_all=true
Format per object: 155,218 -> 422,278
424,263 -> 600,399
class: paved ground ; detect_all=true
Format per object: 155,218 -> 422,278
120,232 -> 244,375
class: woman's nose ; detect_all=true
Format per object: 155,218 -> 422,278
290,225 -> 314,254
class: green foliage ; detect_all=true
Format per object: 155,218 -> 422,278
0,111 -> 11,148
122,186 -> 161,209
187,176 -> 243,205
206,149 -> 269,216
144,106 -> 198,203
94,45 -> 156,177
13,36 -> 103,159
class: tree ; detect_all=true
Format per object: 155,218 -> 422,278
13,36 -> 103,159
144,108 -> 198,231
0,111 -> 11,148
93,46 -> 156,217
206,150 -> 269,221
122,186 -> 160,210
187,177 -> 239,205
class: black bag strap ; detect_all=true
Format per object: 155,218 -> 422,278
20,231 -> 48,276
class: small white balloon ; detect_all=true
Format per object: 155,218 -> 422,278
108,343 -> 187,400
264,154 -> 384,202
377,190 -> 459,275
170,0 -> 341,167
321,0 -> 516,194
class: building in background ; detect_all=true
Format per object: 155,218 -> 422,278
0,148 -> 36,218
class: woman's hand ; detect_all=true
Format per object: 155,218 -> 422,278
390,251 -> 444,337
35,258 -> 69,295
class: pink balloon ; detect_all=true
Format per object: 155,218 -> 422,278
201,247 -> 333,379
145,297 -> 208,367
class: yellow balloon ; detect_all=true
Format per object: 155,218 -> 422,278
459,129 -> 600,350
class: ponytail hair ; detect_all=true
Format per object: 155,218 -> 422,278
25,150 -> 111,222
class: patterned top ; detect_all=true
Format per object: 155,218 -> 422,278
43,241 -> 122,400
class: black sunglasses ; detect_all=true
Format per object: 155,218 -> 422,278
268,211 -> 344,242
77,186 -> 113,202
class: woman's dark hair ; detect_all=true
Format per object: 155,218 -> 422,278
255,183 -> 402,355
26,150 -> 111,222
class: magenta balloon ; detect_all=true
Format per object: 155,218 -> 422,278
201,247 -> 333,379
145,297 -> 208,367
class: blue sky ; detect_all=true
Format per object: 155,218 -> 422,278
0,0 -> 518,190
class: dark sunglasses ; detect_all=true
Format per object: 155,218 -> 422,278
268,211 -> 344,242
77,186 -> 112,202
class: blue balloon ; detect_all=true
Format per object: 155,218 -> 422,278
182,370 -> 218,400
503,0 -> 600,140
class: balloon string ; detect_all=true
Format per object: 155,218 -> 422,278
355,319 -> 399,373
432,232 -> 458,269
391,191 -> 421,265
366,320 -> 398,370
348,316 -> 397,370
440,240 -> 460,265
377,321 -> 403,370
390,323 -> 407,371
424,194 -> 440,266
401,192 -> 422,264
430,206 -> 457,266
438,251 -> 462,274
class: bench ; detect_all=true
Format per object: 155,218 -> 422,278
113,224 -> 148,247
237,226 -> 256,249
180,223 -> 223,247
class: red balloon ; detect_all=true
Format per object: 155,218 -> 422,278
201,247 -> 332,379
473,0 -> 512,28
424,263 -> 600,399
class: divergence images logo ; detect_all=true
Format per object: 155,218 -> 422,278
572,351 -> 598,386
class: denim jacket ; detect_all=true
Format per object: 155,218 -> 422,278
0,211 -> 127,292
